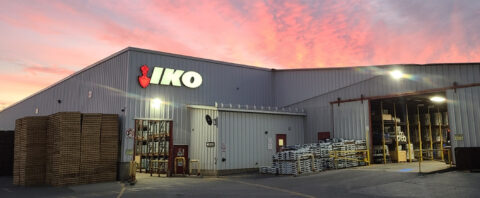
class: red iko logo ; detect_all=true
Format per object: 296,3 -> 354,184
138,65 -> 203,89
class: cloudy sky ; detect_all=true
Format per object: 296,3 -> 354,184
1,0 -> 479,110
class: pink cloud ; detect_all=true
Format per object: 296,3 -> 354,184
0,0 -> 480,108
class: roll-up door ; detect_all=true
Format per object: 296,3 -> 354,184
447,86 -> 480,162
333,100 -> 370,141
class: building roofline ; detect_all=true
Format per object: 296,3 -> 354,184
0,47 -> 130,113
126,47 -> 273,72
274,62 -> 480,72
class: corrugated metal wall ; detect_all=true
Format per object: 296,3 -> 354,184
123,49 -> 275,162
447,86 -> 480,152
0,52 -> 129,131
287,64 -> 480,143
333,101 -> 369,140
273,67 -> 378,106
189,108 -> 218,171
217,111 -> 304,170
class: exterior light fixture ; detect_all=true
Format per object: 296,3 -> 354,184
430,96 -> 446,103
151,98 -> 162,108
390,70 -> 403,80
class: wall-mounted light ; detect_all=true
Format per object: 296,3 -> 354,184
151,98 -> 162,108
389,70 -> 403,80
430,96 -> 446,103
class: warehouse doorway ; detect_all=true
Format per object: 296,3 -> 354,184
133,120 -> 173,177
370,92 -> 451,166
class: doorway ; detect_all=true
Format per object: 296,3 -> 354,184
276,134 -> 286,152
370,93 -> 450,165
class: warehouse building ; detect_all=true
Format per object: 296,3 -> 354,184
1,47 -> 479,179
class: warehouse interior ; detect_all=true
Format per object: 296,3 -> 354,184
370,92 -> 450,165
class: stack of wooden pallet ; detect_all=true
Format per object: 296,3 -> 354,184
13,116 -> 48,186
13,112 -> 119,186
97,114 -> 118,182
46,112 -> 82,186
79,113 -> 102,184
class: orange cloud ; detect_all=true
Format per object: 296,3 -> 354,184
0,0 -> 480,108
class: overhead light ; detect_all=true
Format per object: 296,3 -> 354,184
151,98 -> 162,108
430,96 -> 446,103
390,70 -> 403,80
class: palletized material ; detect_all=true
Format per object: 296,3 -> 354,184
46,112 -> 82,186
13,116 -> 48,186
79,114 -> 102,184
265,139 -> 367,175
13,112 -> 119,186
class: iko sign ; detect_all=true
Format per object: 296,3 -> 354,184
138,65 -> 202,88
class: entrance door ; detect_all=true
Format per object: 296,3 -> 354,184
276,134 -> 287,152
173,145 -> 188,174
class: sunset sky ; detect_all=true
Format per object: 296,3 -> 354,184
1,0 -> 479,110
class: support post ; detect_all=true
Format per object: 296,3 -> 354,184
381,101 -> 387,164
406,104 -> 412,162
394,103 -> 399,162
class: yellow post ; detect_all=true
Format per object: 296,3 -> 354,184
381,101 -> 387,164
406,104 -> 412,162
428,107 -> 434,160
437,107 -> 444,161
393,103 -> 399,162
417,105 -> 423,163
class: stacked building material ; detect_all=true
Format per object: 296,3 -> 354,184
0,131 -> 14,176
79,114 -> 102,184
265,139 -> 367,175
46,112 -> 82,186
96,114 -> 118,182
13,116 -> 48,186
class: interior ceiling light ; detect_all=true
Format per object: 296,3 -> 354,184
430,96 -> 446,103
389,70 -> 403,80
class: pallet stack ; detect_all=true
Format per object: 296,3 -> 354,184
46,112 -> 82,186
79,114 -> 102,184
13,112 -> 119,186
97,114 -> 118,182
13,116 -> 48,186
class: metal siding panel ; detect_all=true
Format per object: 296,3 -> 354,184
216,111 -> 304,170
0,52 -> 128,131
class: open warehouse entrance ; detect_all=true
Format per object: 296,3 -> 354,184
370,92 -> 451,166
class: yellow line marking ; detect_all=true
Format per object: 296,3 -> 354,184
217,178 -> 315,198
117,183 -> 126,198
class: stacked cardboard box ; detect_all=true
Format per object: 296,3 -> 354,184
46,112 -> 82,186
13,116 -> 48,186
96,114 -> 118,182
79,114 -> 102,184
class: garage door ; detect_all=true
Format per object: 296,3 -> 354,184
447,86 -> 480,149
333,100 -> 370,141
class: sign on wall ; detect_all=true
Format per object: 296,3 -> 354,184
138,65 -> 203,88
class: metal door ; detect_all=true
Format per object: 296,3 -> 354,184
173,145 -> 188,174
276,134 -> 287,152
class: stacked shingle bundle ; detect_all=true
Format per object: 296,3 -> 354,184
13,116 -> 48,186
